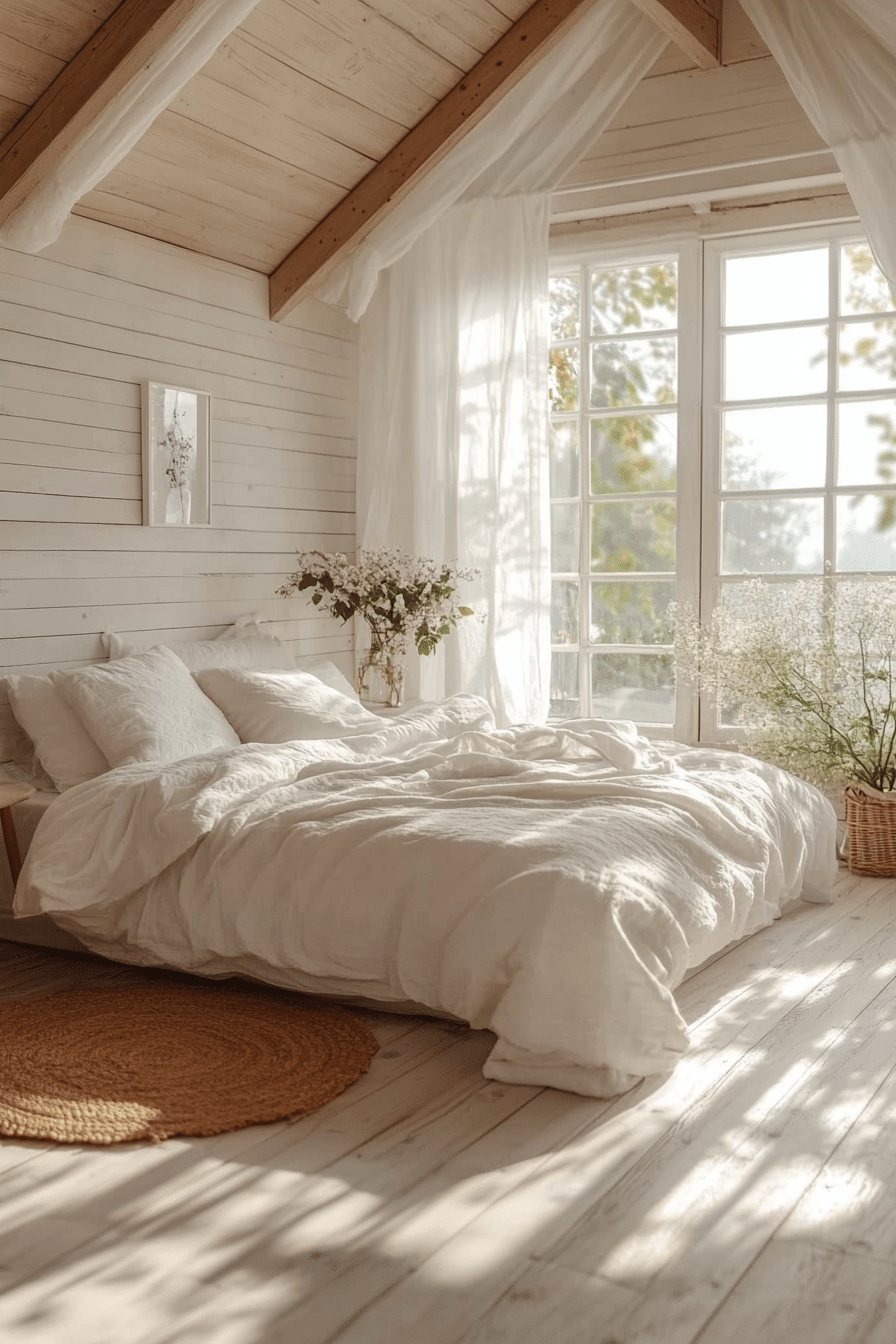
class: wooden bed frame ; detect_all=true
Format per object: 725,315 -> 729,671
0,786 -> 92,954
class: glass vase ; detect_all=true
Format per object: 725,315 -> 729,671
357,648 -> 404,708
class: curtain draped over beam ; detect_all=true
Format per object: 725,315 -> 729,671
341,0 -> 667,723
0,0 -> 262,254
740,0 -> 896,287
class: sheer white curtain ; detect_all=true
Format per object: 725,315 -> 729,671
358,195 -> 552,723
351,0 -> 666,723
740,0 -> 896,285
321,0 -> 666,323
0,0 -> 260,254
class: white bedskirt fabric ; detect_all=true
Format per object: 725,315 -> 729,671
15,695 -> 838,1097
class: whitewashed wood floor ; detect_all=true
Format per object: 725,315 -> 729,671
2,865 -> 896,1343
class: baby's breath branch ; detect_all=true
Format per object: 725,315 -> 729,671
879,655 -> 896,789
674,576 -> 896,793
760,653 -> 871,780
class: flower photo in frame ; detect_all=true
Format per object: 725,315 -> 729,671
142,382 -> 211,527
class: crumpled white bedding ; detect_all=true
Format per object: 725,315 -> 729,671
15,694 -> 838,1097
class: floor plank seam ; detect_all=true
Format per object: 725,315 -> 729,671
5,886 -> 896,1342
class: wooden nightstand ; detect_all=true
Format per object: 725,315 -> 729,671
0,782 -> 35,885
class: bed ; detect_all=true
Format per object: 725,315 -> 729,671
2,626 -> 838,1098
0,790 -> 86,952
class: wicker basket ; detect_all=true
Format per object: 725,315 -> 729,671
844,783 -> 896,876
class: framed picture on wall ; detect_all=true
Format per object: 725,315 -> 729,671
142,382 -> 212,527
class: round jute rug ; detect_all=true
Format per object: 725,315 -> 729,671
0,982 -> 379,1145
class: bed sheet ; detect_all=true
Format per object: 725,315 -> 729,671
15,695 -> 838,1097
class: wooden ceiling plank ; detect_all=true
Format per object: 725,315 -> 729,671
0,32 -> 65,108
488,0 -> 537,21
73,190 -> 293,275
242,0 -> 462,130
321,0 -> 486,75
363,0 -> 506,65
721,0 -> 767,64
0,0 -> 124,65
0,0 -> 219,227
85,159 -> 316,241
559,58 -> 820,192
174,67 -> 378,188
212,35 -> 405,161
627,0 -> 720,70
0,96 -> 28,142
115,122 -> 343,235
269,0 -> 596,321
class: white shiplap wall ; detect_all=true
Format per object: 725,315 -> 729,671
0,216 -> 358,680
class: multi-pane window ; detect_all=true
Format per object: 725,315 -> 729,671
549,224 -> 896,738
704,233 -> 896,736
548,255 -> 682,726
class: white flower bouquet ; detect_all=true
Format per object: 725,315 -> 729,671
278,547 -> 479,668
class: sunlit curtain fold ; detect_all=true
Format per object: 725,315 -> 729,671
351,0 -> 666,723
320,0 -> 666,323
740,0 -> 896,285
358,196 -> 552,723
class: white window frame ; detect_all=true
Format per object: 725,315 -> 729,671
550,213 -> 896,744
699,220 -> 896,744
548,235 -> 702,740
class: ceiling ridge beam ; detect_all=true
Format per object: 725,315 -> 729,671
0,0 -> 221,229
268,0 -> 599,322
269,0 -> 721,320
628,0 -> 721,71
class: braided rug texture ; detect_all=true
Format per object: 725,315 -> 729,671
0,982 -> 379,1145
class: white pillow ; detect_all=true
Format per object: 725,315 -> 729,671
296,658 -> 359,701
54,646 -> 240,768
194,668 -> 380,743
102,627 -> 296,672
0,684 -> 55,791
6,673 -> 109,793
215,612 -> 266,640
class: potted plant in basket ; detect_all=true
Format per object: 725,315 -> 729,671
673,575 -> 896,875
278,547 -> 479,707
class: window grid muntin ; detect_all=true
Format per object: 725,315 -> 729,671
703,228 -> 896,742
549,253 -> 680,723
716,236 -> 896,587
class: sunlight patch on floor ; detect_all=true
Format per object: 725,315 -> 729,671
781,1159 -> 883,1236
686,965 -> 839,1048
741,1055 -> 827,1127
379,1158 -> 558,1278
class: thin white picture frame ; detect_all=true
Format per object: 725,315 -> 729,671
142,381 -> 212,527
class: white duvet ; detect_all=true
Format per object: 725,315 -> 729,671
16,695 -> 838,1097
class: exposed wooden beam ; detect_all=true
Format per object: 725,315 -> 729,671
628,0 -> 721,70
269,0 -> 599,322
0,0 -> 212,227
